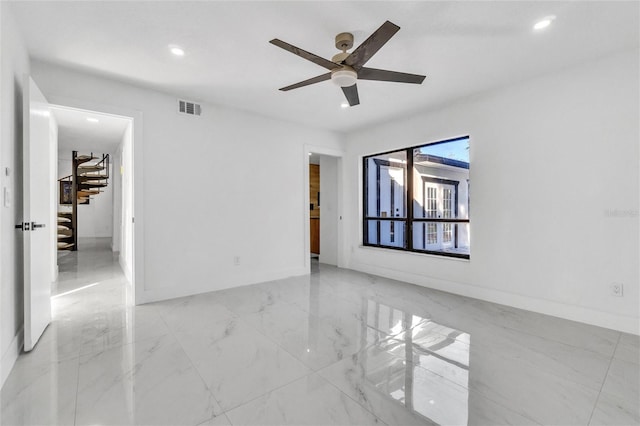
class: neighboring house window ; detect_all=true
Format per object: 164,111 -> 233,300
363,136 -> 470,259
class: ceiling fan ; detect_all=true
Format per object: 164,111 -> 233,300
269,20 -> 426,107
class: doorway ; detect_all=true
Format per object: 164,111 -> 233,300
50,105 -> 135,303
306,147 -> 343,269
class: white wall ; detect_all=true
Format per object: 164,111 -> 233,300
58,157 -> 113,238
32,60 -> 344,304
319,155 -> 338,266
0,3 -> 29,387
343,48 -> 639,334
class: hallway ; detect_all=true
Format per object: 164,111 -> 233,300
1,239 -> 638,425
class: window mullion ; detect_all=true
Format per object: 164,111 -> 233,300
406,147 -> 414,250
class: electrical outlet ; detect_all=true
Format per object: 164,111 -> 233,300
611,283 -> 624,297
233,256 -> 240,266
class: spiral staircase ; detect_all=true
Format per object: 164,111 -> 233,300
57,151 -> 110,251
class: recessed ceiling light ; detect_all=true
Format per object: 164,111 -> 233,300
533,16 -> 556,31
86,117 -> 99,123
169,45 -> 185,56
340,102 -> 349,109
308,153 -> 312,156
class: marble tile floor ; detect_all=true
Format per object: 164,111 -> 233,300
1,240 -> 639,425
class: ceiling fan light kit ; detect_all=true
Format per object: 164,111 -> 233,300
331,67 -> 357,87
270,20 -> 426,107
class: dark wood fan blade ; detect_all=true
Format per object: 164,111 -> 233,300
341,84 -> 360,106
344,21 -> 400,69
279,73 -> 332,91
270,39 -> 340,71
358,67 -> 426,84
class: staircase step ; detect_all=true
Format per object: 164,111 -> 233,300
58,234 -> 73,240
79,171 -> 107,176
78,175 -> 107,181
78,190 -> 101,197
77,165 -> 105,172
78,173 -> 109,182
57,213 -> 72,219
78,183 -> 107,190
76,155 -> 98,165
57,242 -> 75,250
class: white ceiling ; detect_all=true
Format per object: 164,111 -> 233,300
52,106 -> 130,158
10,1 -> 639,133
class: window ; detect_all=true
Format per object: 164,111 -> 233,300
363,136 -> 470,259
364,150 -> 407,248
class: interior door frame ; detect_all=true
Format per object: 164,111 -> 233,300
45,95 -> 144,304
303,145 -> 345,269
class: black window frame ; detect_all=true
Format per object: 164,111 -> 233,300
363,135 -> 470,260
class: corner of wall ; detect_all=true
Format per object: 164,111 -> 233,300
0,326 -> 23,388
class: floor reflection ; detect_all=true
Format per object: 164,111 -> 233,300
361,299 -> 470,425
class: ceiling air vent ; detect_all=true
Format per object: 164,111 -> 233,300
178,99 -> 201,116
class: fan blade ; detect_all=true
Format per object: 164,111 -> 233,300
279,73 -> 331,91
341,84 -> 360,106
270,39 -> 340,71
359,67 -> 426,84
344,21 -> 400,69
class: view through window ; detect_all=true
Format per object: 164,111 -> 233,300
363,136 -> 470,258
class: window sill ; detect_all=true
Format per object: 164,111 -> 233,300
357,244 -> 471,263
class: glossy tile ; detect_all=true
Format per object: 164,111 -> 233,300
242,299 -> 403,371
470,326 -> 612,392
216,281 -> 299,316
378,322 -> 471,389
453,299 -> 620,357
467,392 -> 541,425
3,241 -> 638,426
197,413 -> 234,426
1,357 -> 79,426
17,319 -> 84,366
468,351 -> 601,425
226,374 -> 383,425
319,344 -> 464,425
173,317 -> 311,411
75,333 -> 221,426
590,357 -> 640,425
79,305 -> 171,356
615,332 -> 640,364
159,292 -> 237,334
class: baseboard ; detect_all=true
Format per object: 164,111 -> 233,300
1,326 -> 23,389
137,266 -> 309,305
349,260 -> 639,335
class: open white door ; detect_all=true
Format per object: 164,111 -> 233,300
21,76 -> 53,352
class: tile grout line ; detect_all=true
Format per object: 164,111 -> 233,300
586,332 -> 622,425
155,311 -> 229,425
316,373 -> 390,426
221,371 -> 316,417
